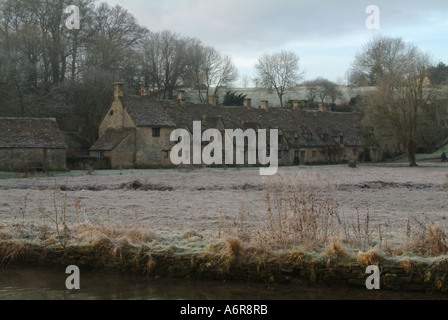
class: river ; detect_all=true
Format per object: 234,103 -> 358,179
0,267 -> 447,300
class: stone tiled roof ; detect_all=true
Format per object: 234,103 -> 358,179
0,118 -> 66,149
121,96 -> 176,127
160,101 -> 362,148
99,96 -> 362,150
90,128 -> 134,151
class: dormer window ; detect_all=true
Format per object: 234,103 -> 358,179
340,136 -> 344,144
323,133 -> 328,142
305,133 -> 312,140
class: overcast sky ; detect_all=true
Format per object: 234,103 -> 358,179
104,0 -> 448,86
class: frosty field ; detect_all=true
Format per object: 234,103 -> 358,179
0,163 -> 446,254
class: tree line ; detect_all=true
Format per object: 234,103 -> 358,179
0,0 -> 238,143
0,0 -> 446,167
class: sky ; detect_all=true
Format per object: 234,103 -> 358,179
103,0 -> 448,86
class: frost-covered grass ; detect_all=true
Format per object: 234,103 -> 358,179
0,163 -> 447,258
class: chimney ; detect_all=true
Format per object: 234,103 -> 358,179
243,98 -> 252,108
177,90 -> 185,101
140,84 -> 148,96
260,100 -> 268,110
208,94 -> 216,106
293,100 -> 300,110
114,82 -> 124,99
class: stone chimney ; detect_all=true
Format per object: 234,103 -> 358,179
208,94 -> 217,106
140,84 -> 148,96
293,100 -> 300,110
177,90 -> 185,101
114,82 -> 124,99
260,100 -> 268,110
243,98 -> 252,108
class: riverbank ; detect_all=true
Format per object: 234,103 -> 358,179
1,164 -> 447,294
2,237 -> 448,293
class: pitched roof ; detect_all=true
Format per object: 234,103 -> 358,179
159,101 -> 362,147
121,96 -> 176,127
0,118 -> 66,149
90,128 -> 134,151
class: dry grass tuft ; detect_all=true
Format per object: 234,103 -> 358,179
327,237 -> 346,257
0,241 -> 27,265
405,217 -> 448,256
72,222 -> 156,245
0,229 -> 14,240
357,249 -> 383,266
124,228 -> 155,243
286,248 -> 307,265
425,225 -> 448,256
226,238 -> 242,256
252,178 -> 340,251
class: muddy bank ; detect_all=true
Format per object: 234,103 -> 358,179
1,240 -> 448,294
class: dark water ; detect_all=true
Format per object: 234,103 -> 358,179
0,267 -> 446,300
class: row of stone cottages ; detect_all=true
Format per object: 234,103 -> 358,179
0,83 -> 377,172
88,83 -> 372,169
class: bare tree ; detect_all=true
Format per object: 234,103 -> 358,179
241,74 -> 251,88
141,32 -> 164,93
302,80 -> 319,104
185,44 -> 238,103
254,50 -> 303,108
184,39 -> 207,102
209,53 -> 238,97
354,36 -> 435,167
159,30 -> 188,99
348,35 -> 413,87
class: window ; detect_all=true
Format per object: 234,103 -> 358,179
312,151 -> 317,159
340,136 -> 344,144
305,133 -> 312,140
164,151 -> 169,158
152,128 -> 161,137
294,138 -> 299,146
323,133 -> 328,142
110,110 -> 114,116
98,151 -> 104,158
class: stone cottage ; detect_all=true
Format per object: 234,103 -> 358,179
90,83 -> 364,169
90,83 -> 176,169
0,118 -> 66,171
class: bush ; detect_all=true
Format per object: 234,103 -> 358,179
222,91 -> 247,106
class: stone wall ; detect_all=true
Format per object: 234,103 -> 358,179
99,99 -> 135,137
0,148 -> 66,171
135,127 -> 174,168
2,241 -> 448,294
107,130 -> 136,169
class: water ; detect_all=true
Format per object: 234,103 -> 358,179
1,267 -> 447,300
